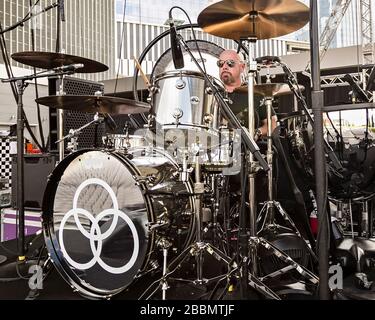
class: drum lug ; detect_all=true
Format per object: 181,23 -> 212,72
146,220 -> 169,231
132,174 -> 156,185
175,78 -> 186,90
172,108 -> 183,125
156,237 -> 172,249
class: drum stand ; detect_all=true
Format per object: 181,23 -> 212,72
257,96 -> 318,262
56,112 -> 104,153
241,38 -> 319,295
141,157 -> 236,300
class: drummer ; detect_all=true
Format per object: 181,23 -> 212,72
218,49 -> 277,139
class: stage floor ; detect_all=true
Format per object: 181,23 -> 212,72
1,236 -> 375,300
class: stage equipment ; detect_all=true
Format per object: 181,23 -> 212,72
42,147 -> 195,299
11,51 -> 108,73
36,95 -> 150,115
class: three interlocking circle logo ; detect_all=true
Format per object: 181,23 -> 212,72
59,178 -> 140,274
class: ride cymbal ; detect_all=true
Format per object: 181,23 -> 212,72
198,0 -> 309,40
35,95 -> 150,115
234,83 -> 305,97
11,51 -> 108,73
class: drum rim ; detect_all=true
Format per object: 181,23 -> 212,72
153,69 -> 207,81
42,148 -> 195,298
151,39 -> 224,80
42,149 -> 154,298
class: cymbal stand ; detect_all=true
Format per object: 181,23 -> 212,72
1,68 -> 74,259
243,37 -> 260,276
242,38 -> 319,292
55,113 -> 104,153
257,95 -> 317,262
56,75 -> 66,162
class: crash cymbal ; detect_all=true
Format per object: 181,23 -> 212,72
198,0 -> 309,40
35,95 -> 150,115
234,83 -> 305,97
11,51 -> 108,73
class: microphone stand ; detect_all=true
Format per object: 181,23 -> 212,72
1,69 -> 75,262
0,2 -> 59,35
280,62 -> 343,172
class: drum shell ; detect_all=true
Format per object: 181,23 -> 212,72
42,147 -> 194,299
151,70 -> 221,131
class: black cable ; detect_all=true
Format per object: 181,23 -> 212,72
169,6 -> 207,75
114,0 -> 127,94
55,0 -> 61,53
325,112 -> 343,159
361,108 -> 369,164
29,0 -> 47,152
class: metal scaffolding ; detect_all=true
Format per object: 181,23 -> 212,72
359,0 -> 374,65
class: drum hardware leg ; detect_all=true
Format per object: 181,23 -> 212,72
139,164 -> 236,298
361,201 -> 369,238
157,239 -> 172,300
260,98 -> 317,262
249,237 -> 319,288
349,199 -> 355,238
179,151 -> 191,182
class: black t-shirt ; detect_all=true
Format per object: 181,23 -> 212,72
227,92 -> 275,128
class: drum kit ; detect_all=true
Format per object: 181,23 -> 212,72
2,0 -> 335,300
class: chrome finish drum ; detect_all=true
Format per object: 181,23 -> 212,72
151,40 -> 224,80
42,148 -> 194,299
103,134 -> 146,150
151,70 -> 223,131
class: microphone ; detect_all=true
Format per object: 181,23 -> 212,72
53,63 -> 84,72
59,0 -> 65,22
103,114 -> 117,132
169,18 -> 184,69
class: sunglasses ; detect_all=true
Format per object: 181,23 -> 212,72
217,59 -> 239,68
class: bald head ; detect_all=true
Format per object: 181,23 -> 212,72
218,50 -> 245,92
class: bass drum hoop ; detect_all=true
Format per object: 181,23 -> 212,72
151,39 -> 224,81
42,148 -> 194,299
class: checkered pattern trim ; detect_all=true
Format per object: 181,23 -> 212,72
0,138 -> 12,188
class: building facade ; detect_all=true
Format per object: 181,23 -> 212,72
0,0 -> 116,145
0,0 -> 116,81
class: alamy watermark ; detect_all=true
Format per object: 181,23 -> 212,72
28,265 -> 43,290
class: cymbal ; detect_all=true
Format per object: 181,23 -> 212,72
234,83 -> 305,97
35,95 -> 150,115
11,51 -> 108,73
198,0 -> 309,40
277,111 -> 305,121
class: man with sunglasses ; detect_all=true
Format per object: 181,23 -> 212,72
217,50 -> 277,140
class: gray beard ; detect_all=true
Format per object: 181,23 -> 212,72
221,74 -> 235,86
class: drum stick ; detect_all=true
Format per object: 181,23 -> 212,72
133,56 -> 150,87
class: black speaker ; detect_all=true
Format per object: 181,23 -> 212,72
48,76 -> 106,153
11,154 -> 56,210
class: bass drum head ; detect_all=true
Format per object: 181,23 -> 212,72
151,39 -> 224,81
42,150 -> 151,299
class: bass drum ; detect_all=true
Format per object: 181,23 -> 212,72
42,147 -> 195,299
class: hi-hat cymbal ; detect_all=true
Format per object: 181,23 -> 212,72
35,95 -> 150,115
198,0 -> 309,40
234,83 -> 305,97
11,51 -> 108,73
